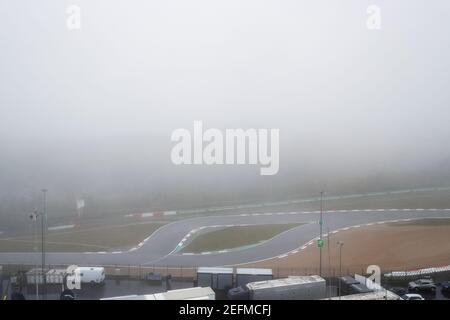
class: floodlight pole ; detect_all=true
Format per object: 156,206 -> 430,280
30,210 -> 39,300
41,189 -> 47,299
319,191 -> 323,277
337,241 -> 344,300
35,213 -> 39,300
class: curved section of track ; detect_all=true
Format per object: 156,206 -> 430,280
1,209 -> 449,267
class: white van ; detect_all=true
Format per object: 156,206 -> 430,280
76,267 -> 105,285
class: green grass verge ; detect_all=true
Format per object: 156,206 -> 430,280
179,223 -> 303,253
0,222 -> 165,252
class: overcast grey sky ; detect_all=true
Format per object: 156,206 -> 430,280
0,0 -> 449,199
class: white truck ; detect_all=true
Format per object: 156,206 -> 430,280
101,287 -> 215,300
75,267 -> 105,285
154,287 -> 215,300
327,291 -> 400,300
246,275 -> 326,300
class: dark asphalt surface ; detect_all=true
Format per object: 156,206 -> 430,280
0,209 -> 449,267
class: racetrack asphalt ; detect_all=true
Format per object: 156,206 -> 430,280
1,209 -> 449,267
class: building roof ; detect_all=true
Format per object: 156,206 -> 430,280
236,268 -> 273,275
247,275 -> 325,290
197,267 -> 233,274
155,287 -> 215,300
327,290 -> 400,300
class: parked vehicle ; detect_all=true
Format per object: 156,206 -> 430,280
245,275 -> 326,300
390,287 -> 408,296
154,287 -> 215,300
401,293 -> 425,300
327,291 -> 400,300
102,287 -> 215,300
441,281 -> 450,294
76,267 -> 105,285
408,279 -> 436,293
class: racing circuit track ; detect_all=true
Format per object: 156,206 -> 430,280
1,209 -> 449,267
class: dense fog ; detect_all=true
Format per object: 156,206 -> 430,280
1,1 -> 450,225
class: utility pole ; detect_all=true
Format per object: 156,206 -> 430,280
319,191 -> 323,277
32,211 -> 39,300
41,189 -> 47,300
327,227 -> 331,299
337,241 -> 344,300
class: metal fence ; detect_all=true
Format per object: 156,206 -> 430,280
2,263 -> 450,283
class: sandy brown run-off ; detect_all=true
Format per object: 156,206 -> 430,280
243,219 -> 450,275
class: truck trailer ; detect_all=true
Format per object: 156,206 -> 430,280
246,275 -> 326,300
235,268 -> 273,287
102,287 -> 215,300
76,267 -> 105,284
